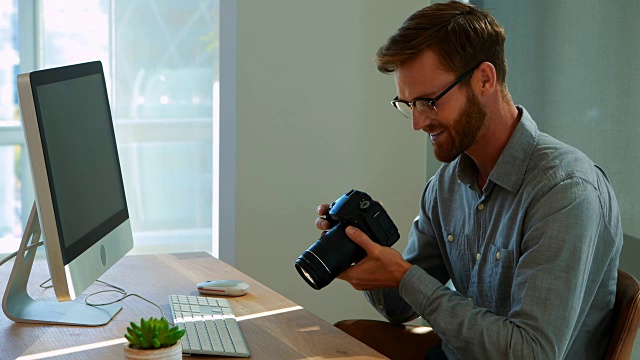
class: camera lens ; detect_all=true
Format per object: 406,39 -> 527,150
298,267 -> 316,287
295,248 -> 331,290
295,222 -> 365,290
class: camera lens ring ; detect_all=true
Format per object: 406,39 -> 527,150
306,250 -> 331,274
295,252 -> 333,290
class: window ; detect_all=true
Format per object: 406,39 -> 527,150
0,0 -> 219,256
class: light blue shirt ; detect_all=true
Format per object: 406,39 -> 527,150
365,106 -> 623,359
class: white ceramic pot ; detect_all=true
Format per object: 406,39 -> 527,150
123,341 -> 182,360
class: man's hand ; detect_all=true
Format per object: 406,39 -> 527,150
315,204 -> 332,237
338,226 -> 412,290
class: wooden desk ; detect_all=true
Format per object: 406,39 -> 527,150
0,252 -> 386,359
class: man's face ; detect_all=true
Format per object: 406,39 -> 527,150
395,50 -> 487,163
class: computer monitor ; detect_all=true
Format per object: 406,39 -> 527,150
1,61 -> 134,326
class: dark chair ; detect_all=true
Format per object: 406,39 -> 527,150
335,269 -> 640,360
334,319 -> 441,359
605,269 -> 640,360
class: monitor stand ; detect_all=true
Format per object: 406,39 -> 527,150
2,203 -> 121,326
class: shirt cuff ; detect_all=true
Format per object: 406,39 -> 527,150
398,265 -> 442,311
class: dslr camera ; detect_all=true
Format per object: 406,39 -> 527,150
295,189 -> 400,290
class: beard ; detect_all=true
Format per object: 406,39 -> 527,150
432,87 -> 487,163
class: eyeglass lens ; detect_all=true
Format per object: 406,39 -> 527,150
395,100 -> 437,119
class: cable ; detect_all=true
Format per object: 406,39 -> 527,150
84,280 -> 171,323
1,244 -> 169,324
39,278 -> 53,289
0,241 -> 44,268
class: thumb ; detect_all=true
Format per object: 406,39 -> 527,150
346,226 -> 378,253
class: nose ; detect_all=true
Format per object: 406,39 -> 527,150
411,108 -> 431,131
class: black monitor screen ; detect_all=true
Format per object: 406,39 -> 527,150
31,62 -> 128,265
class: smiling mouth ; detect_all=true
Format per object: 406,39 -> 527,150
429,130 -> 444,141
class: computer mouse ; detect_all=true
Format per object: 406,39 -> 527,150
197,280 -> 250,296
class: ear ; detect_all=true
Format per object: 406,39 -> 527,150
474,62 -> 497,97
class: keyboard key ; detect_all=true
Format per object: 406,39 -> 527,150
169,295 -> 249,358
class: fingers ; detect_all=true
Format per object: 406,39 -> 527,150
317,204 -> 330,216
336,267 -> 353,282
345,226 -> 378,253
337,264 -> 361,287
315,204 -> 331,230
315,217 -> 331,231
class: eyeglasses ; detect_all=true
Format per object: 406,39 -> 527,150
391,63 -> 482,119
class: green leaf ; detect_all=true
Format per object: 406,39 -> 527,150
125,317 -> 184,349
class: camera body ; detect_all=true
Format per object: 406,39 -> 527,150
295,189 -> 400,290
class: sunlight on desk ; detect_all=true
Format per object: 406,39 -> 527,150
297,326 -> 321,332
16,338 -> 127,360
235,305 -> 303,321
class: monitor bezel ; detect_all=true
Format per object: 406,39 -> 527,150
18,61 -> 133,302
28,62 -> 129,265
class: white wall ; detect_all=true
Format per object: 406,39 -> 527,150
234,0 -> 429,324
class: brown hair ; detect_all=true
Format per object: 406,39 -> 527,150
376,1 -> 508,95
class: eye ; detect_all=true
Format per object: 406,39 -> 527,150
415,99 -> 430,110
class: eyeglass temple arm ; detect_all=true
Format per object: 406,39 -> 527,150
433,62 -> 483,103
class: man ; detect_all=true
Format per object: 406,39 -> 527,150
316,1 -> 623,359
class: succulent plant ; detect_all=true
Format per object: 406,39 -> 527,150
125,317 -> 185,349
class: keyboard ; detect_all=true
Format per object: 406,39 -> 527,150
169,294 -> 250,357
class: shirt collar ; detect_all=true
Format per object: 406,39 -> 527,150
456,105 -> 538,193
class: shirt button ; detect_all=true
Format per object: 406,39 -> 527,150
496,251 -> 501,260
476,253 -> 481,261
447,234 -> 454,242
477,203 -> 485,211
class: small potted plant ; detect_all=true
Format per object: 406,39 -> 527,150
124,317 -> 185,360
